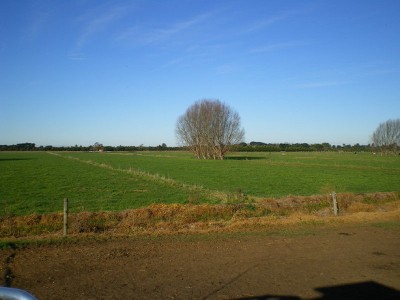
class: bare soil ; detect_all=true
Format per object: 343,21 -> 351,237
1,224 -> 400,299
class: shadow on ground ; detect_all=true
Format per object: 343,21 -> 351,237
0,158 -> 35,162
234,281 -> 400,300
225,156 -> 266,161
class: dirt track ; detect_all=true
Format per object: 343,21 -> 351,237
1,224 -> 400,299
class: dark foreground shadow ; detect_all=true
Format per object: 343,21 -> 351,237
235,281 -> 400,300
236,296 -> 299,300
225,156 -> 266,161
0,158 -> 35,162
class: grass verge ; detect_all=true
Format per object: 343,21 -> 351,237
1,192 -> 398,243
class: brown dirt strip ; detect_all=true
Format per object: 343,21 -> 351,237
1,224 -> 399,299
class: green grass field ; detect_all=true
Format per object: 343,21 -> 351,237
1,151 -> 399,215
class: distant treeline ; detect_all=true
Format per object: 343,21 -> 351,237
0,142 -> 373,152
233,142 -> 372,152
0,143 -> 180,152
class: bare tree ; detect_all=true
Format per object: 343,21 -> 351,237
92,142 -> 104,152
176,99 -> 245,159
371,119 -> 400,153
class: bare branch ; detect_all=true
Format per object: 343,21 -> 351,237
371,119 -> 400,154
176,99 -> 245,159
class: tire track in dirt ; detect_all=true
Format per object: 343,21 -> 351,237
2,244 -> 16,287
201,264 -> 259,300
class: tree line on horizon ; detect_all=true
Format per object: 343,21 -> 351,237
174,99 -> 399,159
1,103 -> 398,156
0,141 -> 379,153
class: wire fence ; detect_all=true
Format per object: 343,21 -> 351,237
1,192 -> 398,238
0,197 -> 152,216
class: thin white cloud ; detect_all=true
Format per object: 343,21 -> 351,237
156,43 -> 227,70
241,9 -> 304,34
68,52 -> 86,61
24,5 -> 52,41
29,14 -> 49,39
359,68 -> 399,77
116,11 -> 215,46
161,51 -> 212,69
71,3 -> 133,56
26,80 -> 42,88
215,63 -> 240,75
77,6 -> 126,47
294,80 -> 350,89
242,15 -> 287,34
153,12 -> 211,41
162,57 -> 188,68
250,42 -> 304,54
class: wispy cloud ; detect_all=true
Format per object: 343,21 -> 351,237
158,43 -> 226,70
242,15 -> 287,34
292,62 -> 397,89
24,4 -> 52,41
358,67 -> 399,77
152,12 -> 212,42
241,9 -> 304,34
215,63 -> 240,75
28,13 -> 50,39
116,11 -> 214,46
249,41 -> 305,54
26,80 -> 42,88
71,3 -> 133,57
294,80 -> 350,89
68,52 -> 86,61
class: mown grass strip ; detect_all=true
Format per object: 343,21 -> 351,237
50,152 -> 227,202
0,152 -> 219,215
61,151 -> 400,198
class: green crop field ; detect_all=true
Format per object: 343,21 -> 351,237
1,151 -> 399,215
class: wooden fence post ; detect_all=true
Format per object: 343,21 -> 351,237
63,198 -> 68,236
331,192 -> 338,216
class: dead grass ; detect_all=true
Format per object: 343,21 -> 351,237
1,192 -> 398,238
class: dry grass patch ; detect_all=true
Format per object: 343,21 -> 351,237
1,192 -> 398,238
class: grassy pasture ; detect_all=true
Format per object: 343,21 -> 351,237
0,152 -> 213,215
0,151 -> 399,215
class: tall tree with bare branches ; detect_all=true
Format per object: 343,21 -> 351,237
371,119 -> 400,153
176,99 -> 245,159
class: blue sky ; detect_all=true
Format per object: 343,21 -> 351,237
1,0 -> 399,147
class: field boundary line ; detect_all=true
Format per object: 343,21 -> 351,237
259,160 -> 400,173
47,152 -> 227,201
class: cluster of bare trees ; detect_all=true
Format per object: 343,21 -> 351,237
176,99 -> 245,160
371,119 -> 400,153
